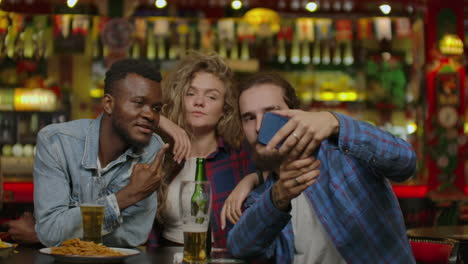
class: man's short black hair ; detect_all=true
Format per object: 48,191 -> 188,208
104,59 -> 162,95
239,72 -> 300,109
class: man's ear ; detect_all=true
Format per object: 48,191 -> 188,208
102,94 -> 114,115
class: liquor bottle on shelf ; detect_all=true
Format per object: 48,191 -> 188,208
240,38 -> 250,60
1,119 -> 12,142
157,36 -> 166,60
147,31 -> 156,60
343,41 -> 354,65
312,40 -> 320,65
322,40 -> 331,65
290,35 -> 300,64
218,38 -> 227,59
277,37 -> 286,63
333,42 -> 342,65
230,40 -> 239,60
301,40 -> 310,64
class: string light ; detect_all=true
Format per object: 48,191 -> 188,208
155,0 -> 167,9
379,4 -> 391,15
67,0 -> 78,8
333,1 -> 341,11
407,123 -> 417,134
231,0 -> 242,10
305,1 -> 318,12
343,1 -> 353,12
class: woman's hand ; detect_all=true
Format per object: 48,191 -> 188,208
158,116 -> 191,163
220,173 -> 259,229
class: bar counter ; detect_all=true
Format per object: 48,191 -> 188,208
407,225 -> 468,263
3,245 -> 179,264
4,245 -> 245,263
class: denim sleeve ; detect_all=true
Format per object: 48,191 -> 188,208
102,192 -> 157,247
227,186 -> 291,260
333,112 -> 417,182
33,131 -> 83,247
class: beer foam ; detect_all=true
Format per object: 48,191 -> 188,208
183,224 -> 207,233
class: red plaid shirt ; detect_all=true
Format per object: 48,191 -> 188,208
147,138 -> 255,250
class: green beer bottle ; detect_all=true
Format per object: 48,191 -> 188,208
190,158 -> 212,257
191,158 -> 209,223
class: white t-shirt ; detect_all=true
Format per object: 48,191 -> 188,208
161,157 -> 197,243
291,193 -> 347,264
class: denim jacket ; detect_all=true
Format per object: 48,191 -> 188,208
34,114 -> 164,247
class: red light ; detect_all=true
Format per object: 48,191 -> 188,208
392,185 -> 428,198
3,182 -> 34,203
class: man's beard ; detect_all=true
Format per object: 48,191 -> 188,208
252,144 -> 285,171
112,118 -> 146,151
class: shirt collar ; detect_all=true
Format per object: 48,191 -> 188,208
206,137 -> 230,159
81,114 -> 145,169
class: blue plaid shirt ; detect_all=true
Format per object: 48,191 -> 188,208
227,113 -> 416,264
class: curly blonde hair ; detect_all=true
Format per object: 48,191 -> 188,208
156,51 -> 242,224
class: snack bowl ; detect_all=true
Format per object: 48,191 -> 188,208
0,242 -> 15,258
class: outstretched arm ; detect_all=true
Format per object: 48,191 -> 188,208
267,110 -> 416,182
331,112 -> 416,182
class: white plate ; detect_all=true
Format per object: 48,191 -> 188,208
39,247 -> 140,263
0,242 -> 14,258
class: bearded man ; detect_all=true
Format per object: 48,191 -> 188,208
227,73 -> 416,264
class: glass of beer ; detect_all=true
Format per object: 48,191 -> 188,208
80,176 -> 105,244
180,180 -> 212,263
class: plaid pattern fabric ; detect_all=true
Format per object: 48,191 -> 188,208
227,113 -> 417,264
147,138 -> 255,250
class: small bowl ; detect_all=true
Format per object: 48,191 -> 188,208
0,242 -> 14,258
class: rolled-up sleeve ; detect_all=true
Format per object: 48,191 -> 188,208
102,192 -> 157,247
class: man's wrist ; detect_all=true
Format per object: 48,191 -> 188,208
116,186 -> 141,210
271,183 -> 291,211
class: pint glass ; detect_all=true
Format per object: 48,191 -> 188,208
80,176 -> 105,244
180,180 -> 212,263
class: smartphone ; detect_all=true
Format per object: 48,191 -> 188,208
258,112 -> 289,148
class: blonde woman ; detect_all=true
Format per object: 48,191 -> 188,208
147,52 -> 255,249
